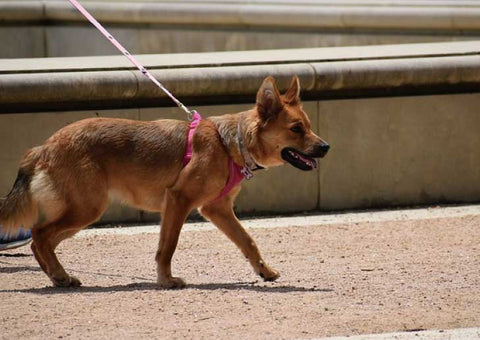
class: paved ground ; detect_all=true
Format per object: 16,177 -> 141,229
1,205 -> 479,339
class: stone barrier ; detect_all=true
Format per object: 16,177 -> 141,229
2,41 -> 480,113
2,0 -> 480,58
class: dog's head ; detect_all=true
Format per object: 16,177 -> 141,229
249,75 -> 329,171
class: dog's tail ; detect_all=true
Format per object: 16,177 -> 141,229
0,147 -> 42,235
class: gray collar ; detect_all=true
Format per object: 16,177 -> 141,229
237,120 -> 264,179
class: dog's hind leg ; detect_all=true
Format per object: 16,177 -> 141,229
32,197 -> 107,287
31,227 -> 81,277
199,196 -> 280,282
30,241 -> 48,274
31,227 -> 84,280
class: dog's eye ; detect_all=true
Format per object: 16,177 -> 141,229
290,125 -> 304,134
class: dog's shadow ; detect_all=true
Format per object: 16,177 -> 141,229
0,254 -> 41,274
1,281 -> 334,295
0,265 -> 41,274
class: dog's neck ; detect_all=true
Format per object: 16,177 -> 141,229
209,111 -> 264,170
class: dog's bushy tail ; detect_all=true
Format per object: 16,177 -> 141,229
0,147 -> 42,235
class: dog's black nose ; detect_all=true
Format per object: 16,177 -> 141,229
318,143 -> 330,157
311,142 -> 330,158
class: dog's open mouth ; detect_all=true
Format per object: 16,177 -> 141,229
281,148 -> 318,171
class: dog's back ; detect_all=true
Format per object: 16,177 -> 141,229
0,117 -> 189,233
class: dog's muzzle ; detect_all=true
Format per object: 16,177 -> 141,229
281,143 -> 329,171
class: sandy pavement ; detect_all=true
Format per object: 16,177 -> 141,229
1,209 -> 479,339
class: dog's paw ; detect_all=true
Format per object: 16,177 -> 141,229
51,275 -> 82,288
158,276 -> 186,289
69,275 -> 82,287
259,267 -> 280,282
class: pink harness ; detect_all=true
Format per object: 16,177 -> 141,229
68,0 -> 246,199
67,1 -> 248,197
183,111 -> 245,201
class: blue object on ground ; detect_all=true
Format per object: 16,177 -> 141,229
0,227 -> 32,251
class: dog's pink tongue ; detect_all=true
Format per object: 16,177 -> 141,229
297,153 -> 317,169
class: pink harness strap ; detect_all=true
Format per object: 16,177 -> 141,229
183,111 -> 202,166
216,158 -> 244,200
183,112 -> 245,201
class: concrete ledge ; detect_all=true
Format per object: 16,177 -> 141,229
2,0 -> 480,31
312,327 -> 480,340
0,1 -> 43,21
2,40 -> 479,73
1,41 -> 480,113
4,1 -> 480,59
63,0 -> 480,6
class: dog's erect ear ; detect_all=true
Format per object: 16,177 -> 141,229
256,76 -> 283,123
284,75 -> 301,105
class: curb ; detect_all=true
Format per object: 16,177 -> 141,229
307,327 -> 480,340
79,204 -> 480,237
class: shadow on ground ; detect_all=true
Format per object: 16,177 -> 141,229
1,281 -> 334,295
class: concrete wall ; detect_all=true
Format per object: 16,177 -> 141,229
319,94 -> 480,210
2,0 -> 480,58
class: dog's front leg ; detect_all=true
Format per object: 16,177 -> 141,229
156,189 -> 191,289
199,198 -> 280,282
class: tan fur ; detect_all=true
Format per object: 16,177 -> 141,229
0,76 -> 328,288
0,147 -> 42,235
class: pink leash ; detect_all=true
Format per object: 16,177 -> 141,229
68,0 -> 193,120
69,0 -> 248,199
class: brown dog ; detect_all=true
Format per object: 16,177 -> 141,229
0,75 -> 329,288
